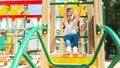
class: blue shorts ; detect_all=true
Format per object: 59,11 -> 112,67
63,33 -> 78,47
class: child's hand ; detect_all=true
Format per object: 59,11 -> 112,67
79,1 -> 83,4
80,25 -> 84,31
64,1 -> 67,8
64,1 -> 67,5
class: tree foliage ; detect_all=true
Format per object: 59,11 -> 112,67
102,0 -> 120,58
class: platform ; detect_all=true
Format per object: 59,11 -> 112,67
49,54 -> 98,66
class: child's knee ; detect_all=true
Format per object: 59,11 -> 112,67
65,40 -> 71,46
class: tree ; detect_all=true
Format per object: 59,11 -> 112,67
102,0 -> 120,59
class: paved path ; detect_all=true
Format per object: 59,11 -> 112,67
105,59 -> 120,68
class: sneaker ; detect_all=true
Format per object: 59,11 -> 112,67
72,46 -> 79,54
65,46 -> 72,54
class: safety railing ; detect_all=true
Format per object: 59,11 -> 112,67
11,25 -> 120,68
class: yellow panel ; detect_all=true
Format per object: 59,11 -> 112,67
48,57 -> 98,66
7,33 -> 13,52
10,5 -> 22,15
0,5 -> 30,21
0,5 -> 7,15
80,5 -> 87,16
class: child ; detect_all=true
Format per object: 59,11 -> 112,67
62,1 -> 82,54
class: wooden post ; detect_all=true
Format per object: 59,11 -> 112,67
50,0 -> 56,53
41,0 -> 50,68
79,18 -> 85,54
94,0 -> 105,68
50,0 -> 56,67
79,5 -> 88,54
94,0 -> 100,67
60,19 -> 64,54
87,0 -> 95,54
13,19 -> 18,54
98,0 -> 105,68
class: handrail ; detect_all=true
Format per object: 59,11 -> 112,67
100,25 -> 120,68
108,53 -> 120,68
100,26 -> 120,51
11,25 -> 120,68
100,2 -> 120,67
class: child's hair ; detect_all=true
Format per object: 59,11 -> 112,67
67,8 -> 74,12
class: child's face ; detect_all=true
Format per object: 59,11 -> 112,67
67,11 -> 74,21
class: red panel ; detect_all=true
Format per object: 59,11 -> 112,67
0,15 -> 42,18
0,32 -> 6,36
0,0 -> 42,5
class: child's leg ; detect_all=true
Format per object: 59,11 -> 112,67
72,34 -> 79,54
72,34 -> 78,47
63,34 -> 72,54
63,34 -> 72,47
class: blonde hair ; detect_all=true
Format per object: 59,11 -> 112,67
67,8 -> 74,12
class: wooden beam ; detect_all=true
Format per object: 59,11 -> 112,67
94,0 -> 105,68
50,0 -> 56,53
13,19 -> 18,54
60,19 -> 64,54
41,0 -> 50,68
79,18 -> 85,54
87,1 -> 95,54
98,0 -> 105,68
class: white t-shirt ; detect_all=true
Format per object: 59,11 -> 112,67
64,19 -> 77,35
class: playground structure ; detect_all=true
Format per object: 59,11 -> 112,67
0,0 -> 42,66
0,0 -> 119,68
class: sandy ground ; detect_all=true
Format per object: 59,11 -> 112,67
105,59 -> 120,68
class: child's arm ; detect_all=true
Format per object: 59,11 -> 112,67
76,1 -> 82,22
62,2 -> 67,27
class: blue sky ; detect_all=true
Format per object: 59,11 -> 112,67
27,5 -> 42,15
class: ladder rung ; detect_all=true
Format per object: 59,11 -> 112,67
50,1 -> 94,5
56,16 -> 87,18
